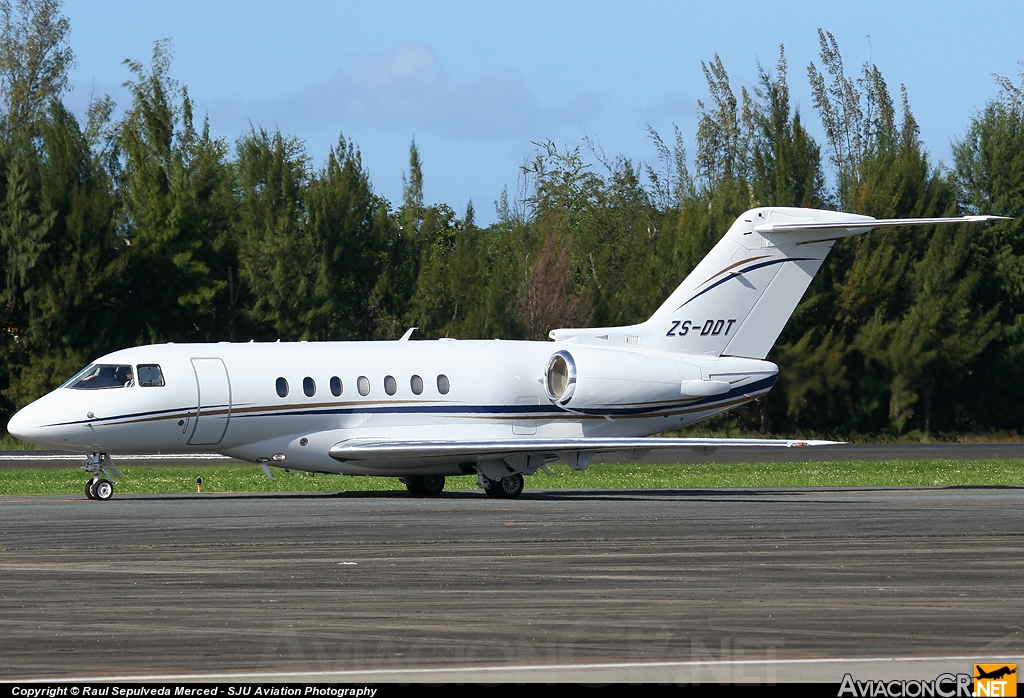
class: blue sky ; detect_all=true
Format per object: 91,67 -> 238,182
62,1 -> 1024,224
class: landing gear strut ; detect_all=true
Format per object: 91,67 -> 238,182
403,475 -> 446,496
82,453 -> 120,501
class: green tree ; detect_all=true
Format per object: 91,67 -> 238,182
953,65 -> 1024,430
403,202 -> 463,337
302,136 -> 393,340
399,138 -> 424,240
516,142 -> 600,337
0,0 -> 72,135
118,41 -> 234,343
0,102 -> 123,410
789,31 -> 994,436
695,54 -> 742,186
807,29 -> 865,209
233,126 -> 311,339
745,47 -> 825,209
854,226 -> 998,434
368,141 -> 419,339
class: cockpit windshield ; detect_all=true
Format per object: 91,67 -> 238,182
64,364 -> 135,389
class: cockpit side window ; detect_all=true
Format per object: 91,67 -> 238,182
66,364 -> 135,389
138,364 -> 165,387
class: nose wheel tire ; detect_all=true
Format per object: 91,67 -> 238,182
94,479 -> 114,500
86,478 -> 114,500
86,479 -> 114,501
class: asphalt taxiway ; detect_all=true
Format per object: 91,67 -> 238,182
2,486 -> 1022,683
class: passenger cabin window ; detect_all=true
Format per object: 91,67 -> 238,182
330,376 -> 342,397
384,375 -> 397,396
357,376 -> 370,396
437,374 -> 450,395
303,377 -> 316,397
276,377 -> 289,398
410,375 -> 423,395
138,364 -> 165,387
67,364 -> 135,389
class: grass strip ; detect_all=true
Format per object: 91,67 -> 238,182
1,459 -> 1022,496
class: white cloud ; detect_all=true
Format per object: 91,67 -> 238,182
210,43 -> 600,142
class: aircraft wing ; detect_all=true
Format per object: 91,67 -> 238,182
329,437 -> 840,464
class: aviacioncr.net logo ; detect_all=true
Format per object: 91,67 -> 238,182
838,673 -> 973,697
974,664 -> 1017,697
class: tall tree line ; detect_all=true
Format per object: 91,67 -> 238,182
1,2 -> 1022,440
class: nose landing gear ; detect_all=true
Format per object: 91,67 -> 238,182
82,453 -> 120,501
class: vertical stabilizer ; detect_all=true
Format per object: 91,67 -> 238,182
548,207 -> 1005,359
639,207 -> 871,359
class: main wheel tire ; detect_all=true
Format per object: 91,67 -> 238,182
94,479 -> 114,501
420,475 -> 445,496
497,473 -> 524,498
85,479 -> 98,500
480,475 -> 502,497
406,475 -> 446,496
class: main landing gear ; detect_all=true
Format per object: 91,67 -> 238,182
403,475 -> 446,496
481,473 -> 524,499
82,453 -> 120,501
401,472 -> 526,498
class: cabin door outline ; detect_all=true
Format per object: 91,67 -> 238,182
188,357 -> 232,446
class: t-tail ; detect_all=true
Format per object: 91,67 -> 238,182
551,206 -> 1009,359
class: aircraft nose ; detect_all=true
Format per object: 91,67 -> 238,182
8,393 -> 91,450
7,401 -> 45,444
7,404 -> 35,442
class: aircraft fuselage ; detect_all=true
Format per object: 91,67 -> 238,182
10,339 -> 776,476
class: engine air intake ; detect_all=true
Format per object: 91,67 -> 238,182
544,350 -> 577,404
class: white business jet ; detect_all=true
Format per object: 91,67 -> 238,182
6,207 -> 1009,500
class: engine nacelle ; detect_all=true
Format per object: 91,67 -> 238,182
543,347 -> 728,412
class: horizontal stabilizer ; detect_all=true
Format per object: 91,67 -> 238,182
754,215 -> 1012,235
330,437 -> 841,462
